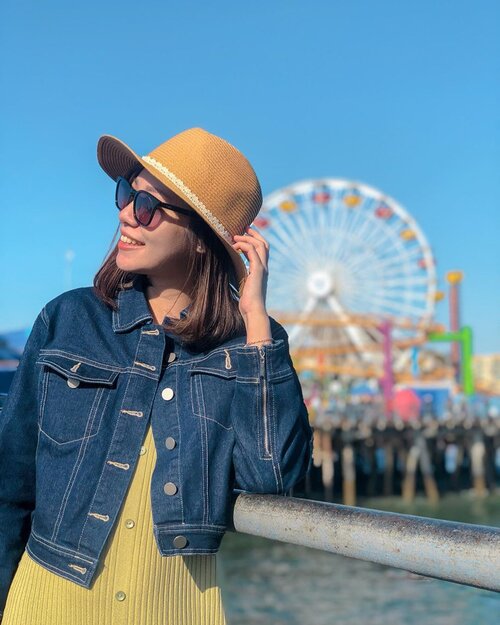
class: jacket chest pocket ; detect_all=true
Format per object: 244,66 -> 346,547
189,351 -> 236,430
37,354 -> 119,445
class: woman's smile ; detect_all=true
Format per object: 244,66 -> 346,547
118,232 -> 146,249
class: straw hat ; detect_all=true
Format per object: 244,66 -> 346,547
97,127 -> 262,296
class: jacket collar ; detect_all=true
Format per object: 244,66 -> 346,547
112,274 -> 190,333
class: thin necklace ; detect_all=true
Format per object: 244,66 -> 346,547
163,289 -> 185,319
153,274 -> 191,321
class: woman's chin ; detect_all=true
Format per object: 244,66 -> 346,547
116,255 -> 145,273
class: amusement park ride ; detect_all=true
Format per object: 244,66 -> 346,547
245,178 -> 478,420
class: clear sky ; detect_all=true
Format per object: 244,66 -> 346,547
1,0 -> 499,353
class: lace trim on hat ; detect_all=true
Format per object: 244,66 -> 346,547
141,155 -> 233,245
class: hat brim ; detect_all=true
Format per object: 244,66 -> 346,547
97,134 -> 248,297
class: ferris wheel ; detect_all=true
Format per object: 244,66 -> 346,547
246,179 -> 438,375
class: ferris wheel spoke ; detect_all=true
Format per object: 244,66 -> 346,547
335,207 -> 385,263
270,206 -> 319,264
340,233 -> 401,275
353,291 -> 428,317
381,276 -> 433,288
342,197 -> 376,249
286,296 -> 318,344
338,217 -> 396,269
348,214 -> 407,266
267,227 -> 313,272
325,294 -> 377,361
268,237 -> 311,278
346,244 -> 422,278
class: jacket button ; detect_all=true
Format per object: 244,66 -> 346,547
139,445 -> 147,455
164,482 -> 178,495
161,387 -> 174,401
67,378 -> 80,388
115,591 -> 126,601
125,519 -> 135,529
168,352 -> 176,363
165,437 -> 176,450
173,535 -> 187,548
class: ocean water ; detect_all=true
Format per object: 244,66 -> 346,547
217,494 -> 500,625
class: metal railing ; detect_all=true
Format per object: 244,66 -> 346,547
230,493 -> 500,593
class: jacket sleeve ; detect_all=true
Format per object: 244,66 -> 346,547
0,308 -> 49,616
231,317 -> 313,495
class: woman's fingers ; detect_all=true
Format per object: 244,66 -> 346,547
245,225 -> 270,249
233,226 -> 269,268
232,239 -> 267,272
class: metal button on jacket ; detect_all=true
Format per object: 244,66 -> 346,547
164,482 -> 178,495
165,437 -> 176,450
125,519 -> 135,529
67,378 -> 80,388
115,591 -> 126,601
173,535 -> 188,548
167,352 -> 176,363
161,387 -> 174,401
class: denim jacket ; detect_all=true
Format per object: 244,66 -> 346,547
0,275 -> 313,612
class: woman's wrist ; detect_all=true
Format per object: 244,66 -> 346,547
243,310 -> 272,346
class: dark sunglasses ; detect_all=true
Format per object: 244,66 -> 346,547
115,176 -> 195,226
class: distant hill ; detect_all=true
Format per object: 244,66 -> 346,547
0,328 -> 31,355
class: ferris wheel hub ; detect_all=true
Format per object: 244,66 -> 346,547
308,271 -> 332,297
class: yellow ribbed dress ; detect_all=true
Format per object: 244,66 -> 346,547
2,422 -> 228,625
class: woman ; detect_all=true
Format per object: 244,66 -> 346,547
0,127 -> 313,624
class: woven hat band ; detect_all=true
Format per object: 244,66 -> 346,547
141,155 -> 234,245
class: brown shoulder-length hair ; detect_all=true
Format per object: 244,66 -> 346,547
93,165 -> 246,352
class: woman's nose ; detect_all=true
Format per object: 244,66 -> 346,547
118,198 -> 138,227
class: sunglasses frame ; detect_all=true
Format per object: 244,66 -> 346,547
115,176 -> 196,226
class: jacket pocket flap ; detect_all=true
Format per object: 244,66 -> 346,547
37,354 -> 119,385
189,351 -> 237,379
189,365 -> 236,379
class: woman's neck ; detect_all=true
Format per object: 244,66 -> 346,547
145,277 -> 192,324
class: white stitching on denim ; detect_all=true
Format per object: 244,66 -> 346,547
141,328 -> 160,335
141,155 -> 234,245
134,360 -> 156,371
224,349 -> 232,369
77,334 -> 142,550
121,409 -> 144,417
52,395 -> 105,538
270,383 -> 283,491
88,512 -> 110,522
26,544 -> 92,583
201,415 -> 233,431
38,350 -> 122,372
68,563 -> 88,574
198,414 -> 208,524
107,460 -> 130,470
30,528 -> 94,560
70,362 -> 82,372
171,370 -> 185,523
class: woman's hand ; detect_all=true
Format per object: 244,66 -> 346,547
231,226 -> 270,319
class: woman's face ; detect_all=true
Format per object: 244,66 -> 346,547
116,168 -> 197,278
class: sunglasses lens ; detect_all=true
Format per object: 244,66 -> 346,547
135,192 -> 156,226
116,178 -> 133,210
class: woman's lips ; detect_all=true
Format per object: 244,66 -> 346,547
118,234 -> 145,249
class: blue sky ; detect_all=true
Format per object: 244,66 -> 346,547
1,0 -> 499,353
